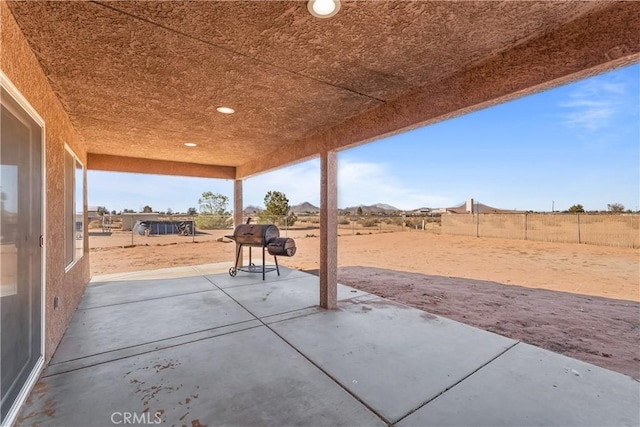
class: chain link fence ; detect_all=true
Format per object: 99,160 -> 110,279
89,212 -> 443,249
89,214 -> 234,248
441,213 -> 639,248
289,214 -> 441,235
90,212 -> 636,249
241,214 -> 442,235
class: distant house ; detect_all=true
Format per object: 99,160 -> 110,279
243,205 -> 264,215
430,208 -> 449,214
407,208 -> 442,216
87,206 -> 100,221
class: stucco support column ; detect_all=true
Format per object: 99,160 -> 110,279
320,150 -> 338,309
233,179 -> 243,228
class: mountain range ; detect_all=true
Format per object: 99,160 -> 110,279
245,202 -> 403,215
289,202 -> 404,214
340,203 -> 401,214
244,200 -> 510,215
289,201 -> 321,214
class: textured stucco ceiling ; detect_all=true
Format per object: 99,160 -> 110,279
6,1 -> 639,177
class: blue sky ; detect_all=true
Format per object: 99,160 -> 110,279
88,64 -> 639,213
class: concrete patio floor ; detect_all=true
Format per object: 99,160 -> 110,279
17,263 -> 639,426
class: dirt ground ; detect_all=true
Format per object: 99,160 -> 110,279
334,267 -> 639,380
89,230 -> 639,379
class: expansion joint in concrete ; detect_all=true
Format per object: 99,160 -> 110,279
393,341 -> 522,425
45,319 -> 262,378
80,288 -> 217,310
203,274 -> 391,425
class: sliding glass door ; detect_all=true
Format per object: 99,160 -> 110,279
0,85 -> 43,423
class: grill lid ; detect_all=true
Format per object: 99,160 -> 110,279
230,224 -> 280,246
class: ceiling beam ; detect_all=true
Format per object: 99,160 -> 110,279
88,154 -> 235,179
236,2 -> 639,178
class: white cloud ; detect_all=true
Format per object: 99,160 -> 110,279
243,158 -> 455,210
337,159 -> 455,210
559,76 -> 630,131
88,159 -> 455,213
601,82 -> 626,95
88,171 -> 232,213
244,160 -> 321,207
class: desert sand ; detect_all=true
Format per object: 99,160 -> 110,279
89,230 -> 639,379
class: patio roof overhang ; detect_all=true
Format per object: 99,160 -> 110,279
6,1 -> 640,179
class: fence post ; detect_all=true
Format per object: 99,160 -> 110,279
475,213 -> 479,238
577,213 -> 581,244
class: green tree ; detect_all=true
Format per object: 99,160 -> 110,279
123,208 -> 135,213
607,203 -> 624,213
96,206 -> 108,216
166,207 -> 173,215
357,206 -> 363,216
142,205 -> 153,213
568,204 -> 585,213
187,207 -> 198,216
196,192 -> 231,229
261,191 -> 297,227
198,192 -> 229,215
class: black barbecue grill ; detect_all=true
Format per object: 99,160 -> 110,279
226,224 -> 296,280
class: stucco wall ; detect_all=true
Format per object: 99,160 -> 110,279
1,2 -> 91,362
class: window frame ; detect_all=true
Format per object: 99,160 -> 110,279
64,144 -> 85,270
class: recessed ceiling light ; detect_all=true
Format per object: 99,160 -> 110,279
216,106 -> 235,114
184,142 -> 197,147
308,0 -> 341,18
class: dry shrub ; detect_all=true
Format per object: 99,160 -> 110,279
359,218 -> 380,227
88,219 -> 102,229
